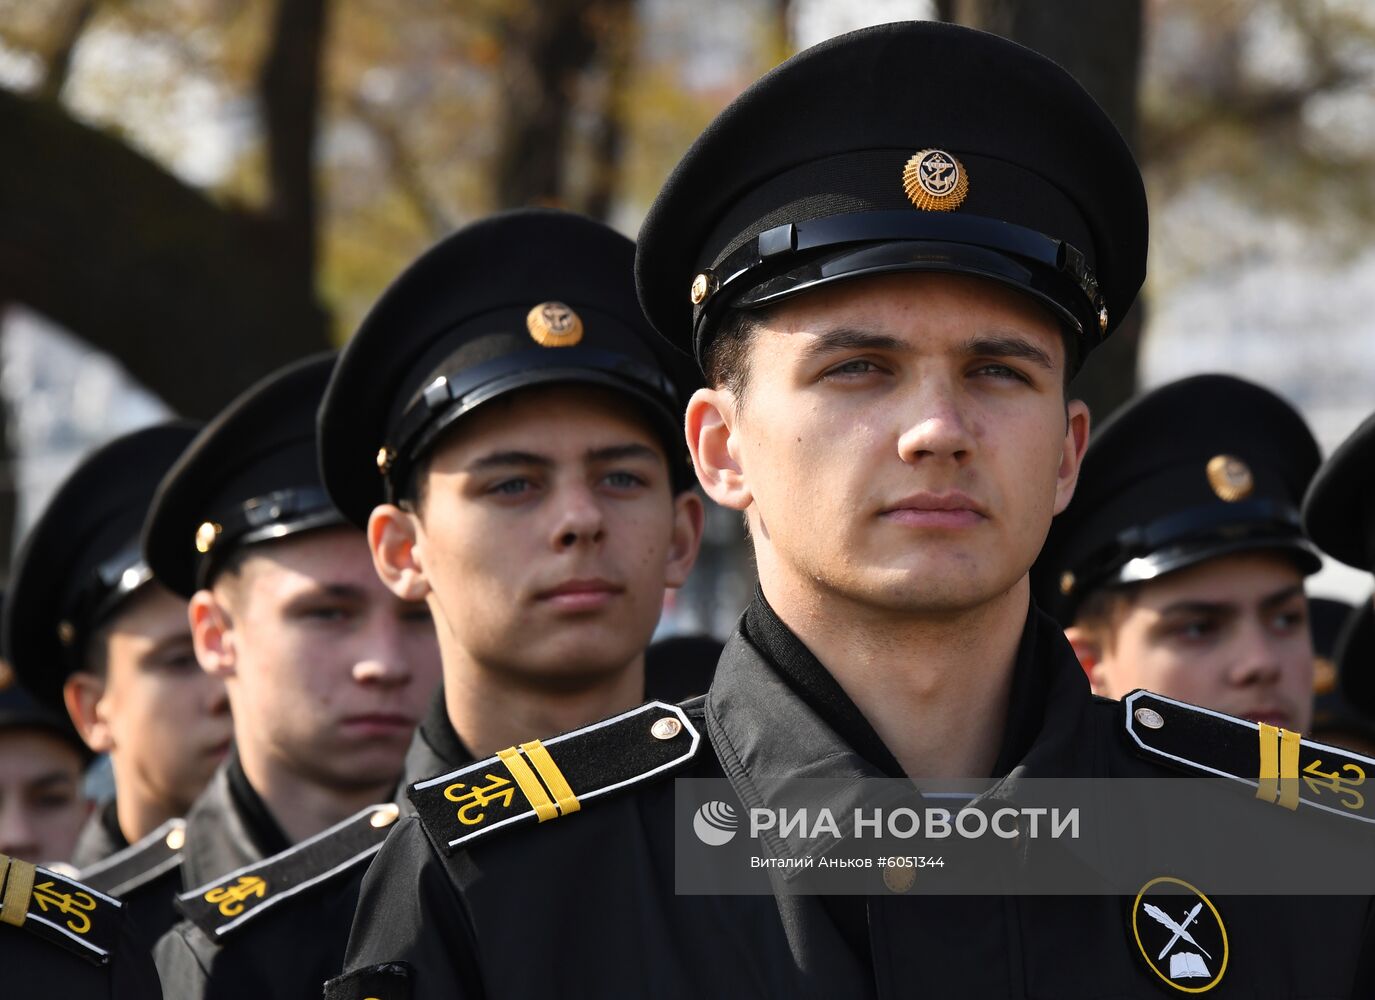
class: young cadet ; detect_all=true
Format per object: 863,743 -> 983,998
142,354 -> 442,995
1310,597 -> 1375,757
326,23 -> 1375,999
157,209 -> 705,1000
3,423 -> 231,949
0,675 -> 91,864
1031,375 -> 1323,733
1304,409 -> 1375,600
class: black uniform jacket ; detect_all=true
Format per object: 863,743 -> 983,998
73,799 -> 185,956
1,853 -> 164,998
150,698 -> 471,1000
326,594 -> 1375,999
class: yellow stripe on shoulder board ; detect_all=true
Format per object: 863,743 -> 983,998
1278,727 -> 1301,811
0,854 -> 36,927
1257,722 -> 1280,805
495,746 -> 559,822
521,740 -> 581,817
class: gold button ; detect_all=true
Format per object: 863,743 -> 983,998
370,803 -> 401,828
1059,571 -> 1075,596
689,272 -> 715,305
57,621 -> 77,646
651,717 -> 682,740
883,863 -> 916,893
376,447 -> 395,475
195,521 -> 222,554
166,826 -> 186,851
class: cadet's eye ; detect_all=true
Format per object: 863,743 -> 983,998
486,477 -> 538,498
823,358 -> 883,379
303,605 -> 352,623
1269,608 -> 1306,634
1170,618 -> 1217,643
603,470 -> 647,490
972,363 -> 1028,383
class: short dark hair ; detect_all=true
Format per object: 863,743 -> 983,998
702,309 -> 759,402
1071,583 -> 1140,649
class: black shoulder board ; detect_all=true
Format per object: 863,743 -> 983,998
78,817 -> 184,897
410,699 -> 700,854
177,802 -> 401,940
0,853 -> 124,965
1124,690 -> 1375,825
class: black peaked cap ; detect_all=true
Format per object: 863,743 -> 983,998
1302,410 -> 1375,571
1309,597 -> 1375,742
0,680 -> 91,761
636,20 -> 1146,368
319,208 -> 700,528
1033,374 -> 1322,625
144,353 -> 346,598
3,421 -> 200,713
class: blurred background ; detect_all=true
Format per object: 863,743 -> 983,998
1,0 -> 1373,636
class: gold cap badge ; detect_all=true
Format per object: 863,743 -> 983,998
0,659 -> 12,691
1313,657 -> 1337,696
195,521 -> 222,554
902,149 -> 969,212
527,301 -> 583,347
690,272 -> 717,306
376,447 -> 395,476
1206,455 -> 1254,503
57,621 -> 77,647
1059,571 -> 1076,596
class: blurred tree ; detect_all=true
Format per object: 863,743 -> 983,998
0,0 -> 331,420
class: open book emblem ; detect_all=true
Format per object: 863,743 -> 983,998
1130,876 -> 1229,993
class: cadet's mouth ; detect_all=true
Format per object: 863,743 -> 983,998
879,490 -> 988,528
535,578 -> 624,611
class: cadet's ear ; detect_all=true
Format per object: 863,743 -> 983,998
686,387 -> 752,512
369,504 -> 431,602
63,673 -> 113,754
1064,625 -> 1107,691
664,490 -> 706,589
1053,398 -> 1092,516
189,589 -> 237,679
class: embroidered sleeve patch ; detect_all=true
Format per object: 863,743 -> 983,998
0,853 -> 123,965
323,962 -> 412,1000
410,700 -> 699,852
1124,690 -> 1375,825
177,802 -> 401,939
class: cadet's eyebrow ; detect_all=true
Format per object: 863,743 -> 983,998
1156,599 -> 1236,619
798,328 -> 906,364
586,443 -> 661,464
28,771 -> 76,791
960,334 -> 1056,372
467,450 -> 553,472
1258,584 -> 1306,611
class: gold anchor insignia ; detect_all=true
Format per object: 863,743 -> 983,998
902,149 -> 969,212
445,773 -> 518,826
204,875 -> 267,917
526,301 -> 584,347
1205,455 -> 1254,502
1301,758 -> 1366,811
31,881 -> 97,935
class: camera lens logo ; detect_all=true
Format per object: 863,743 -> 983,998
692,800 -> 739,846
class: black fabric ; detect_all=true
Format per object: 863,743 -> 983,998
1339,603 -> 1375,715
70,800 -> 128,871
0,681 -> 88,760
1033,374 -> 1322,625
743,588 -> 903,778
180,760 -> 275,890
323,962 -> 412,1000
643,633 -> 721,703
3,421 -> 198,711
143,353 -> 345,598
415,686 -> 473,773
224,753 -> 292,860
1304,409 -> 1375,571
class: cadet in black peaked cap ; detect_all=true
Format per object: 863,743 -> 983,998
1304,410 -> 1375,576
304,207 -> 702,995
4,422 -> 230,950
1309,597 -> 1375,757
329,22 -> 1375,1000
0,670 -> 90,865
143,355 -> 442,998
1032,374 -> 1322,733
